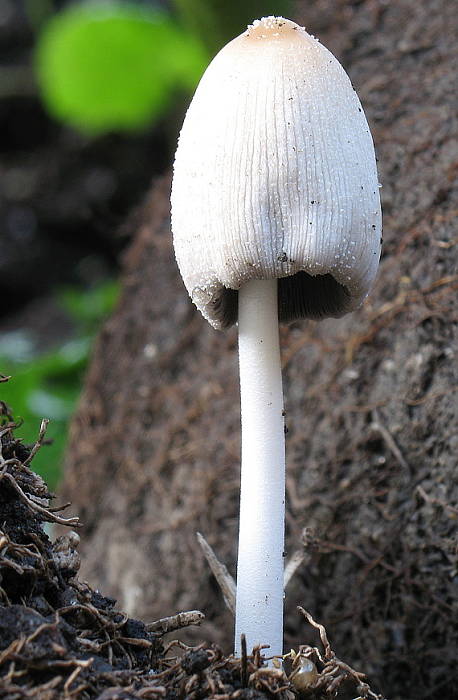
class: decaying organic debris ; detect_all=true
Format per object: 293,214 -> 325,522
0,398 -> 384,699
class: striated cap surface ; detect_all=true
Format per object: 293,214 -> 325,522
171,16 -> 382,329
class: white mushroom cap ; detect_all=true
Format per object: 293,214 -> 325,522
171,16 -> 382,330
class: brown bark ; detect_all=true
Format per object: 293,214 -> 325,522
61,1 -> 458,697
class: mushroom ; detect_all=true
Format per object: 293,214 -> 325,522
171,17 -> 381,658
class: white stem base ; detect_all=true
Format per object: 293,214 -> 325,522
235,279 -> 285,659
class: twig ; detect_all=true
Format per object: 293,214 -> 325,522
0,638 -> 25,666
416,485 -> 458,516
197,532 -> 236,613
63,663 -> 84,695
283,549 -> 305,588
23,419 -> 50,466
146,610 -> 205,635
138,686 -> 167,698
198,532 -> 306,616
297,607 -> 331,660
26,615 -> 62,646
405,385 -> 458,406
118,636 -> 153,649
370,408 -> 411,474
0,470 -> 80,527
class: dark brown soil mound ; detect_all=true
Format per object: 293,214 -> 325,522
0,401 -> 160,698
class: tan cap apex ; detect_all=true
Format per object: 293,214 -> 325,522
245,16 -> 305,41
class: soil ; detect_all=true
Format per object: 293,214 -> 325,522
0,401 -> 381,698
59,1 -> 458,699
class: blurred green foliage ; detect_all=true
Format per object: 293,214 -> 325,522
34,1 -> 208,134
0,281 -> 119,489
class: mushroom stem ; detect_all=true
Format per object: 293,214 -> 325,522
235,278 -> 285,658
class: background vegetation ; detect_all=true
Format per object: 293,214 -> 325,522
0,0 -> 290,486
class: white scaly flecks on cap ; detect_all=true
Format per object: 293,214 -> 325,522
171,16 -> 382,330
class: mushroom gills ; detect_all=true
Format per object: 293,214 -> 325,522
211,271 -> 351,329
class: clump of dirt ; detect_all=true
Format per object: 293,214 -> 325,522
0,395 -> 384,699
0,400 -> 159,698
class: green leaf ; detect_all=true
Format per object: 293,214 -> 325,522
35,1 -> 208,134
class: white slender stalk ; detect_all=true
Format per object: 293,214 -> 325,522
235,278 -> 285,659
